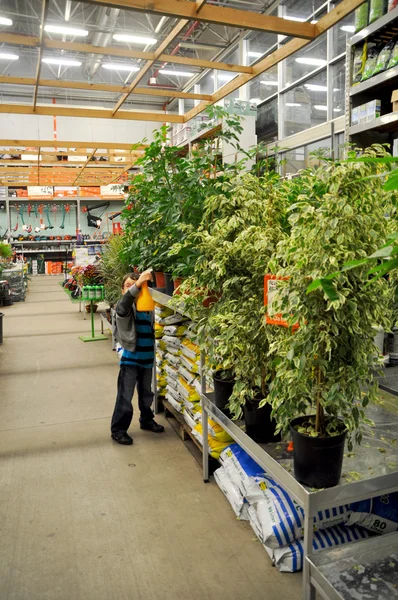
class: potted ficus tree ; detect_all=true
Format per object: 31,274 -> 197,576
268,144 -> 395,488
172,170 -> 288,441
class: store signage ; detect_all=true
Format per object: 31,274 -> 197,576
264,274 -> 298,329
100,185 -> 124,198
27,186 -> 53,198
54,187 -> 77,198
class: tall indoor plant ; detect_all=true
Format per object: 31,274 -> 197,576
268,145 -> 395,488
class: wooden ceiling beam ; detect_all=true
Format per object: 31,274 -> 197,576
0,140 -> 147,150
0,103 -> 184,123
184,0 -> 365,122
0,34 -> 252,74
73,148 -> 98,186
0,76 -> 212,100
71,0 -> 316,39
112,19 -> 189,115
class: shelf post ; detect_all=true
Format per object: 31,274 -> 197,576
200,351 -> 210,483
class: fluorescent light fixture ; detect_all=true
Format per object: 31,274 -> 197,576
0,16 -> 12,26
286,102 -> 302,107
284,15 -> 305,22
341,25 -> 355,33
160,69 -> 194,77
113,34 -> 157,45
102,63 -> 140,72
305,83 -> 327,91
0,52 -> 19,60
155,16 -> 167,34
42,57 -> 82,66
44,24 -> 88,36
248,51 -> 263,58
179,42 -> 219,51
283,15 -> 317,23
314,104 -> 328,111
260,80 -> 278,86
249,98 -> 262,104
296,57 -> 327,66
333,108 -> 342,112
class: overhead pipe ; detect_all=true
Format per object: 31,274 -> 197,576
83,7 -> 121,80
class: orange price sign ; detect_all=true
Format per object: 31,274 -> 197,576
264,274 -> 299,330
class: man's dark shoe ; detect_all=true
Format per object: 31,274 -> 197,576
140,420 -> 165,433
111,432 -> 133,445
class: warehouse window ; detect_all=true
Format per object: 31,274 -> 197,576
282,70 -> 328,137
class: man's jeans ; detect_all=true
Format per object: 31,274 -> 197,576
111,365 -> 154,434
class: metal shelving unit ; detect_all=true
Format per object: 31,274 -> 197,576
306,531 -> 398,600
345,9 -> 398,146
151,290 -> 398,600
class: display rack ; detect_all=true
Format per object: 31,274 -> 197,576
151,290 -> 398,600
345,7 -> 398,147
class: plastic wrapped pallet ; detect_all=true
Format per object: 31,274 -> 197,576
163,324 -> 188,337
159,313 -> 188,326
181,339 -> 200,360
178,365 -> 197,386
163,335 -> 182,349
214,466 -> 250,520
208,419 -> 234,444
165,352 -> 180,368
177,376 -> 200,402
268,524 -> 370,573
183,409 -> 197,431
191,423 -> 231,459
180,354 -> 200,374
166,393 -> 184,413
347,492 -> 398,534
155,322 -> 164,339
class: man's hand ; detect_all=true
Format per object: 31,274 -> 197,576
136,269 -> 153,289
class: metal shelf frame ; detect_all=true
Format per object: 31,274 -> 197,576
150,289 -> 398,600
348,111 -> 398,135
350,6 -> 398,46
345,10 -> 398,142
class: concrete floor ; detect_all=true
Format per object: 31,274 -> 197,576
0,277 -> 302,600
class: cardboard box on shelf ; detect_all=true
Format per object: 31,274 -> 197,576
366,99 -> 381,121
391,90 -> 398,112
351,106 -> 359,126
359,104 -> 368,123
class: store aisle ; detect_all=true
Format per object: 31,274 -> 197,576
0,277 -> 301,600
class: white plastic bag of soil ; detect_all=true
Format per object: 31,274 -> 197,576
165,351 -> 180,368
166,393 -> 183,413
347,492 -> 398,534
214,467 -> 250,521
160,313 -> 188,326
266,523 -> 370,573
163,335 -> 182,348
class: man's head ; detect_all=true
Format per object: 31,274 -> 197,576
121,272 -> 139,294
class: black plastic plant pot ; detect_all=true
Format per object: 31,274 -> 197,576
290,416 -> 347,489
213,375 -> 235,411
164,272 -> 174,296
244,399 -> 282,444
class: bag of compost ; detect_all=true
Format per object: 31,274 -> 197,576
214,467 -> 250,520
355,2 -> 369,31
373,40 -> 394,74
347,492 -> 398,534
362,45 -> 380,80
268,524 -> 370,573
352,43 -> 367,84
387,38 -> 398,68
369,0 -> 387,23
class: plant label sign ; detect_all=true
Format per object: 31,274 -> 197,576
264,274 -> 298,329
